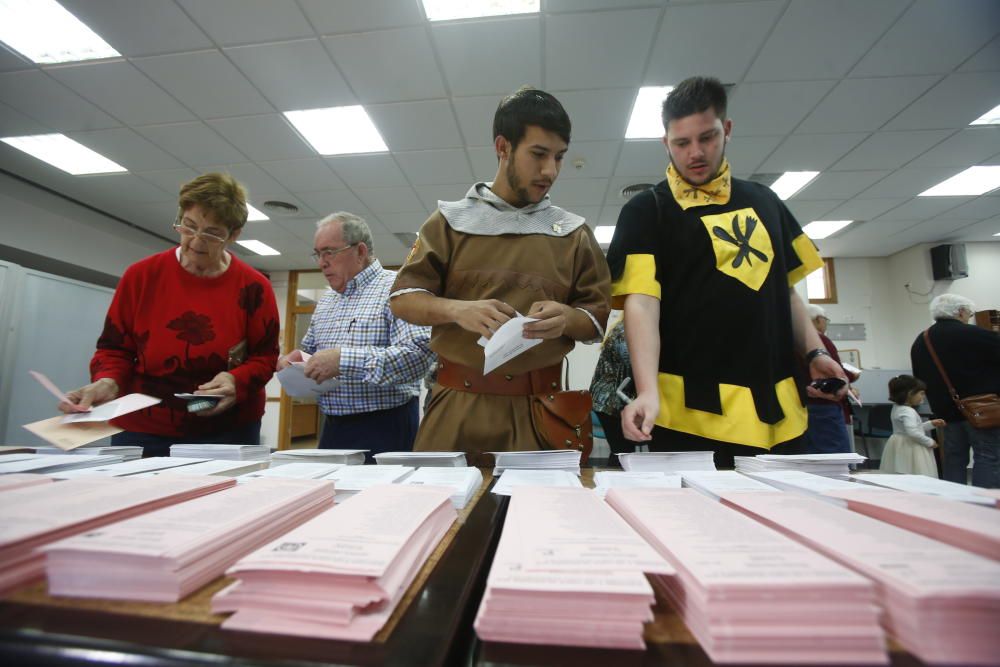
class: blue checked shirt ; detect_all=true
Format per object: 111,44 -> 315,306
300,260 -> 434,416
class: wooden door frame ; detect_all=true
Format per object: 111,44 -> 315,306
276,269 -> 321,450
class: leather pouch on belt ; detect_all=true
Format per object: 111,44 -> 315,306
530,389 -> 593,464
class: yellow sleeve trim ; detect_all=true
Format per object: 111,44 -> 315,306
611,254 -> 660,309
787,233 -> 824,287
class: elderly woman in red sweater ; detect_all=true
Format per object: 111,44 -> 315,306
59,173 -> 279,456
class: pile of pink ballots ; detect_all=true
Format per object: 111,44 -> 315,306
825,488 -> 1000,562
606,488 -> 887,664
212,484 -> 456,641
722,491 -> 1000,665
0,473 -> 52,492
474,486 -> 672,650
43,478 -> 335,602
0,475 -> 233,595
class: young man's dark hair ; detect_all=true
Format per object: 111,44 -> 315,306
662,76 -> 728,127
492,86 -> 571,150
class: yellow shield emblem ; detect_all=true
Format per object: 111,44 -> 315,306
700,207 -> 773,291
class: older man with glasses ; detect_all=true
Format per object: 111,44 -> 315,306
279,212 -> 434,456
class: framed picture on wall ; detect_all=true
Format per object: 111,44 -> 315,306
840,349 -> 861,369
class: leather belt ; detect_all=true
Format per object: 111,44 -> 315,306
437,358 -> 562,396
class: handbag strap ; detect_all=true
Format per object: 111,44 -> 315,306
922,329 -> 962,402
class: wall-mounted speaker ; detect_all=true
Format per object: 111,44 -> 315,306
930,244 -> 968,281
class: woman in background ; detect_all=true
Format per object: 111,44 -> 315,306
589,315 -> 632,465
880,374 -> 944,477
59,173 -> 279,456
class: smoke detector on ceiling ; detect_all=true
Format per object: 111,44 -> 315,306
262,200 -> 300,216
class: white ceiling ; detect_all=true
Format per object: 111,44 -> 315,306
0,0 -> 998,272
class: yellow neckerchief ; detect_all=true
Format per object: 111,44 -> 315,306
666,159 -> 732,210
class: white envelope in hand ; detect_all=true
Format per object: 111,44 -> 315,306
61,393 -> 161,423
276,353 -> 340,398
482,316 -> 542,375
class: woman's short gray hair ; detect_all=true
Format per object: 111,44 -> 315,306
317,211 -> 374,256
930,293 -> 975,320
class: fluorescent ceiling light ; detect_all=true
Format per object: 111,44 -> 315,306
994,232 -> 1000,237
769,171 -> 819,200
0,0 -> 120,64
595,226 -> 615,244
246,204 -> 269,222
422,0 -> 538,21
284,106 -> 388,156
970,103 -> 1000,126
803,220 -> 853,240
625,86 -> 674,139
1,133 -> 126,174
918,166 -> 1000,197
236,240 -> 280,256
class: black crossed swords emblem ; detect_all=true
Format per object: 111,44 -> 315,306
712,214 -> 769,269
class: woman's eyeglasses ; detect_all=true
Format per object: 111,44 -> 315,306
173,222 -> 228,244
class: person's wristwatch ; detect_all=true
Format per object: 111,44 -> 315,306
805,348 -> 831,364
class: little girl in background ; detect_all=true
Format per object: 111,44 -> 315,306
880,375 -> 945,477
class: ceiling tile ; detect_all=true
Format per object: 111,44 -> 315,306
414,183 -> 472,212
394,148 -> 474,186
177,0 -> 313,46
354,186 -> 423,214
823,198 -> 909,221
797,76 -> 941,134
729,80 -> 836,136
326,154 -> 408,188
207,115 -> 313,162
855,167 -> 960,198
59,0 -> 213,56
893,216 -> 983,242
259,158 -> 345,192
758,133 -> 869,172
833,130 -> 954,171
570,206 -> 603,226
433,16 -> 540,96
745,0 -> 909,81
136,122 -> 248,165
0,101 -> 48,135
546,9 -> 660,90
69,127 -> 185,172
548,179 -> 608,207
467,146 -> 498,182
367,100 -> 463,152
959,34 -> 1000,73
646,2 -> 783,86
851,0 -> 1000,77
885,72 -> 1000,131
111,201 -> 178,230
561,141 -> 623,180
134,52 -> 274,119
224,40 -> 356,111
546,0 -> 659,9
323,28 -> 446,103
294,190 -> 370,220
796,171 -> 891,201
0,71 -> 119,132
874,197 -> 972,221
945,217 -> 1000,241
133,168 -> 200,198
550,89 -> 636,141
614,141 -> 666,178
0,44 -> 34,72
298,0 -> 424,33
376,211 -> 432,233
940,195 -> 1000,220
907,128 -> 1000,168
785,199 -> 843,223
724,135 -> 784,175
451,95 -> 503,147
598,204 -> 623,225
193,163 -> 290,200
66,173 -> 176,204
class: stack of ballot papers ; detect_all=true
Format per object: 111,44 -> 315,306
138,459 -> 268,478
0,446 -> 36,455
171,444 -> 270,461
323,465 -> 414,502
825,488 -> 1000,562
44,478 -> 334,602
592,471 -> 681,497
722,491 -> 1000,665
236,462 -> 342,483
0,473 -> 52,492
606,488 -> 887,664
491,449 -> 581,475
401,466 -> 483,508
50,456 -> 211,479
0,454 -> 124,475
34,445 -> 143,461
617,451 -> 715,473
851,473 -> 996,506
734,452 -> 866,477
491,469 -> 582,496
270,448 -> 366,466
212,484 -> 456,641
740,470 -> 892,506
373,451 -> 467,467
475,486 -> 671,649
973,488 -> 1000,506
0,475 -> 233,594
679,470 -> 777,500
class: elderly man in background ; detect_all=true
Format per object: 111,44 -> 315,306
802,305 -> 858,454
279,212 -> 434,455
911,293 -> 1000,487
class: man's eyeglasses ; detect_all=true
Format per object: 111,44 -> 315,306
311,243 -> 358,263
173,222 -> 229,244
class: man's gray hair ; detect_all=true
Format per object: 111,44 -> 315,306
317,211 -> 375,257
806,304 -> 827,320
930,293 -> 975,320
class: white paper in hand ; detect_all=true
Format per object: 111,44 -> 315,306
482,316 -> 542,375
276,352 -> 340,398
60,394 -> 161,423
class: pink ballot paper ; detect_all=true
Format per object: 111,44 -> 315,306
0,475 -> 233,595
212,484 -> 456,641
44,478 -> 334,602
606,488 -> 887,665
722,491 -> 1000,666
0,473 -> 52,492
474,486 -> 671,650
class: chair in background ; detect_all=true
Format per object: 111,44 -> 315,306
857,404 -> 893,466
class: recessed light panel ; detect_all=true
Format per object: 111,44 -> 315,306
246,204 -> 269,222
422,0 -> 538,21
236,240 -> 280,256
919,166 -> 1000,197
1,134 -> 126,175
0,0 -> 120,64
803,220 -> 853,240
970,103 -> 1000,126
284,106 -> 388,156
769,171 -> 820,200
595,226 -> 616,244
625,86 -> 674,139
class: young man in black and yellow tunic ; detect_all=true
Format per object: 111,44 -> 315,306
606,76 -> 848,468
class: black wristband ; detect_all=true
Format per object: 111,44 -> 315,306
805,348 -> 831,364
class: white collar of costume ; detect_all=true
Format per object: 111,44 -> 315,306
438,182 -> 585,237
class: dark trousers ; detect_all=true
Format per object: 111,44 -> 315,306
647,426 -> 804,470
320,397 -> 419,460
110,421 -> 262,458
596,410 -> 634,468
804,402 -> 853,454
942,421 -> 1000,487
